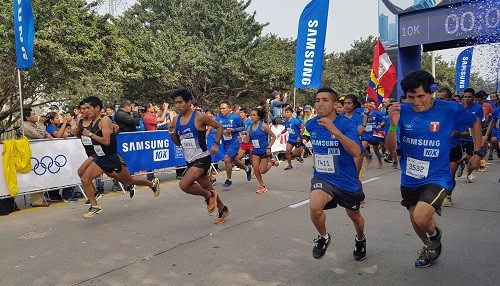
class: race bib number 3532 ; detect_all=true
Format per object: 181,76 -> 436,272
406,157 -> 430,179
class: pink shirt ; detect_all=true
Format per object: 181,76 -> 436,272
143,113 -> 158,131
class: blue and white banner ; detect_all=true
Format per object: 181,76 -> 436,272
294,0 -> 330,89
13,0 -> 35,69
455,47 -> 474,93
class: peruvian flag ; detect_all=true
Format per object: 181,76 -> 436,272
366,39 -> 397,107
430,122 -> 440,132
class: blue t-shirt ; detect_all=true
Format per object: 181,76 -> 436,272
249,121 -> 269,154
460,103 -> 483,142
361,110 -> 385,142
46,124 -> 58,137
491,107 -> 500,138
284,117 -> 303,143
398,100 -> 477,190
306,115 -> 361,192
215,113 -> 243,149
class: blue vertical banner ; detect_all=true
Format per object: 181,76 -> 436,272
13,0 -> 35,69
455,47 -> 474,93
294,0 -> 330,89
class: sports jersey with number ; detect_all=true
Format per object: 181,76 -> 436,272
398,100 -> 477,189
175,111 -> 209,163
284,117 -> 303,143
361,110 -> 385,142
306,115 -> 361,192
460,102 -> 483,142
215,113 -> 243,150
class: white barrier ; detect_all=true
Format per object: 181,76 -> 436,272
0,139 -> 87,198
270,124 -> 287,153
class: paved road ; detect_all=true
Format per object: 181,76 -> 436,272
1,158 -> 499,286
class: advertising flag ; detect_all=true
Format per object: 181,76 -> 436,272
13,0 -> 35,69
366,39 -> 397,107
455,47 -> 474,93
294,0 -> 330,89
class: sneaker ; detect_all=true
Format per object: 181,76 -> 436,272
414,246 -> 431,268
480,159 -> 486,168
442,196 -> 452,207
125,185 -> 135,198
426,227 -> 442,262
256,185 -> 267,194
205,190 -> 217,214
312,233 -> 331,259
222,179 -> 232,188
466,174 -> 475,183
478,166 -> 486,172
83,205 -> 102,218
353,236 -> 366,261
214,206 -> 230,224
456,164 -> 463,177
151,178 -> 160,197
284,165 -> 293,170
210,178 -> 217,186
233,166 -> 241,171
64,197 -> 79,203
358,166 -> 365,178
296,156 -> 304,163
488,154 -> 494,160
245,165 -> 252,181
392,162 -> 398,169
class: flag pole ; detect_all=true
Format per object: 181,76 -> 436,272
293,88 -> 296,109
17,68 -> 25,136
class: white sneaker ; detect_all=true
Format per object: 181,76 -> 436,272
466,174 -> 475,183
233,166 -> 241,171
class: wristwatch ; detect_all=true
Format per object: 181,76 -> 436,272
472,150 -> 485,157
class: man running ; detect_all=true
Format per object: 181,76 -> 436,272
77,96 -> 160,218
279,107 -> 305,170
386,70 -> 481,268
167,88 -> 230,224
306,87 -> 366,261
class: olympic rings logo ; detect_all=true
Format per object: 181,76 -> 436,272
32,155 -> 67,175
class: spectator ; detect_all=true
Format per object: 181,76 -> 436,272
270,91 -> 289,122
115,100 -> 141,133
21,108 -> 52,207
142,102 -> 169,181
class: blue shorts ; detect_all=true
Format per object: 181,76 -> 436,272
223,142 -> 240,160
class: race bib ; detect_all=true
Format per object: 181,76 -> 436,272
93,145 -> 105,157
252,139 -> 260,148
406,157 -> 430,179
365,125 -> 373,132
181,138 -> 196,149
81,136 -> 92,146
223,133 -> 232,140
287,127 -> 293,134
314,154 -> 335,173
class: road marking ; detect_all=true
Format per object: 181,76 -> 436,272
288,177 -> 380,208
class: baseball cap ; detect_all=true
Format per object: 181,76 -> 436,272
304,105 -> 312,111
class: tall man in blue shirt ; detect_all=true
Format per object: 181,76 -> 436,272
386,70 -> 482,268
306,87 -> 366,261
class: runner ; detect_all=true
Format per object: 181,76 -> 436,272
386,70 -> 482,267
167,88 -> 230,224
278,107 -> 304,170
306,87 -> 366,261
361,98 -> 385,169
77,96 -> 160,218
248,108 -> 278,194
460,88 -> 484,182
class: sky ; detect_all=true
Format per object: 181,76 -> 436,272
104,0 -> 499,82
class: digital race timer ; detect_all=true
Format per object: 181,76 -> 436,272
399,0 -> 499,47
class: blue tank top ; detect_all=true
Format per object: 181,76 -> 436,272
306,115 -> 361,192
249,121 -> 268,154
175,111 -> 209,163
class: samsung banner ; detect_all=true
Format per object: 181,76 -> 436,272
455,47 -> 474,93
13,0 -> 35,69
294,0 -> 329,89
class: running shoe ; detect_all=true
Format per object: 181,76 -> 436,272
312,233 -> 331,259
384,154 -> 394,163
296,156 -> 304,163
358,166 -> 365,178
456,164 -> 464,177
256,185 -> 267,194
442,196 -> 452,207
83,205 -> 102,218
205,190 -> 217,214
214,206 -> 230,224
151,178 -> 161,197
414,247 -> 431,268
245,165 -> 252,181
222,179 -> 232,188
353,236 -> 366,261
233,166 -> 241,171
392,162 -> 398,169
488,154 -> 494,161
125,185 -> 135,198
426,227 -> 442,262
284,165 -> 293,170
466,174 -> 475,183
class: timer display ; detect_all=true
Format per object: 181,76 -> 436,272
399,0 -> 499,48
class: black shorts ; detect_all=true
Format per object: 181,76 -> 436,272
449,145 -> 463,162
288,141 -> 304,148
186,155 -> 211,176
362,139 -> 380,146
94,153 -> 125,173
396,148 -> 402,157
400,184 -> 447,215
310,177 -> 365,211
302,135 -> 311,142
461,141 -> 474,156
